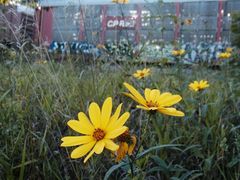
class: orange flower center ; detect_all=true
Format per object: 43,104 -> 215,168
93,128 -> 105,141
140,72 -> 145,77
146,100 -> 158,108
118,130 -> 130,142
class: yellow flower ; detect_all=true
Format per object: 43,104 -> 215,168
61,97 -> 130,163
35,60 -> 48,64
226,47 -> 233,53
112,0 -> 129,3
172,49 -> 185,56
189,80 -> 209,92
123,82 -> 184,117
184,19 -> 192,25
133,68 -> 150,79
115,130 -> 137,162
218,52 -> 231,59
97,44 -> 105,49
0,0 -> 9,5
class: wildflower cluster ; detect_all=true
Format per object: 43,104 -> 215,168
61,97 -> 129,163
189,80 -> 209,92
218,52 -> 231,59
61,67 -> 211,165
133,68 -> 150,79
172,49 -> 185,56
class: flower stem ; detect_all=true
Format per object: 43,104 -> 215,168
135,113 -> 152,157
198,101 -> 202,125
127,154 -> 134,178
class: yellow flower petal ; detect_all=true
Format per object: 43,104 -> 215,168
94,140 -> 105,154
128,136 -> 137,155
136,105 -> 157,111
158,95 -> 182,106
70,141 -> 96,159
144,88 -> 151,102
108,112 -> 130,131
105,126 -> 128,139
123,92 -> 143,105
83,148 -> 95,163
149,89 -> 160,101
67,120 -> 93,135
157,92 -> 172,102
123,82 -> 146,105
104,139 -> 119,151
101,97 -> 112,129
116,142 -> 128,162
78,112 -> 95,133
61,136 -> 94,147
89,102 -> 101,128
106,103 -> 122,131
158,107 -> 185,117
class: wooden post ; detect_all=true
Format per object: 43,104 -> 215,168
216,0 -> 223,41
174,2 -> 180,41
100,5 -> 108,44
79,6 -> 85,40
40,7 -> 53,44
135,4 -> 141,44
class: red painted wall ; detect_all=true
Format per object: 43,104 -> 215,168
39,7 -> 53,44
216,0 -> 223,41
100,5 -> 108,44
174,2 -> 180,41
135,4 -> 142,44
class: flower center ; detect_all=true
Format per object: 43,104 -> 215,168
118,130 -> 130,142
93,128 -> 105,141
140,72 -> 145,77
117,130 -> 133,144
146,100 -> 158,108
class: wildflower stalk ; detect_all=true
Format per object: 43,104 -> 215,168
135,113 -> 152,156
197,91 -> 205,126
198,101 -> 202,125
127,154 -> 134,178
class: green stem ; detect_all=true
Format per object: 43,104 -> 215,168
135,113 -> 152,157
198,101 -> 202,125
127,154 -> 134,178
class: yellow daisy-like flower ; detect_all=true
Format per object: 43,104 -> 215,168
218,52 -> 231,59
226,47 -> 233,53
184,19 -> 192,25
97,44 -> 105,49
115,130 -> 137,162
172,49 -> 185,56
0,0 -> 9,5
61,97 -> 130,163
112,0 -> 129,4
133,68 -> 151,79
189,80 -> 209,92
123,82 -> 184,117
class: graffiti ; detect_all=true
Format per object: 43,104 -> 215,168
106,16 -> 136,30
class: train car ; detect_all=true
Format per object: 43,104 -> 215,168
0,3 -> 35,43
37,0 -> 240,45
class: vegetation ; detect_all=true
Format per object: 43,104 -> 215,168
231,12 -> 240,48
0,48 -> 240,179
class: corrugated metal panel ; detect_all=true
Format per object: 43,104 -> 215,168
39,0 -> 228,7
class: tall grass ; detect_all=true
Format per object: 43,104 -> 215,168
0,54 -> 239,179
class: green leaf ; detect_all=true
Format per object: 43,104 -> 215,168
181,145 -> 202,154
203,155 -> 214,172
0,88 -> 11,103
227,155 -> 240,168
104,162 -> 127,180
19,138 -> 27,180
151,156 -> 168,168
136,144 -> 182,159
179,170 -> 201,180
